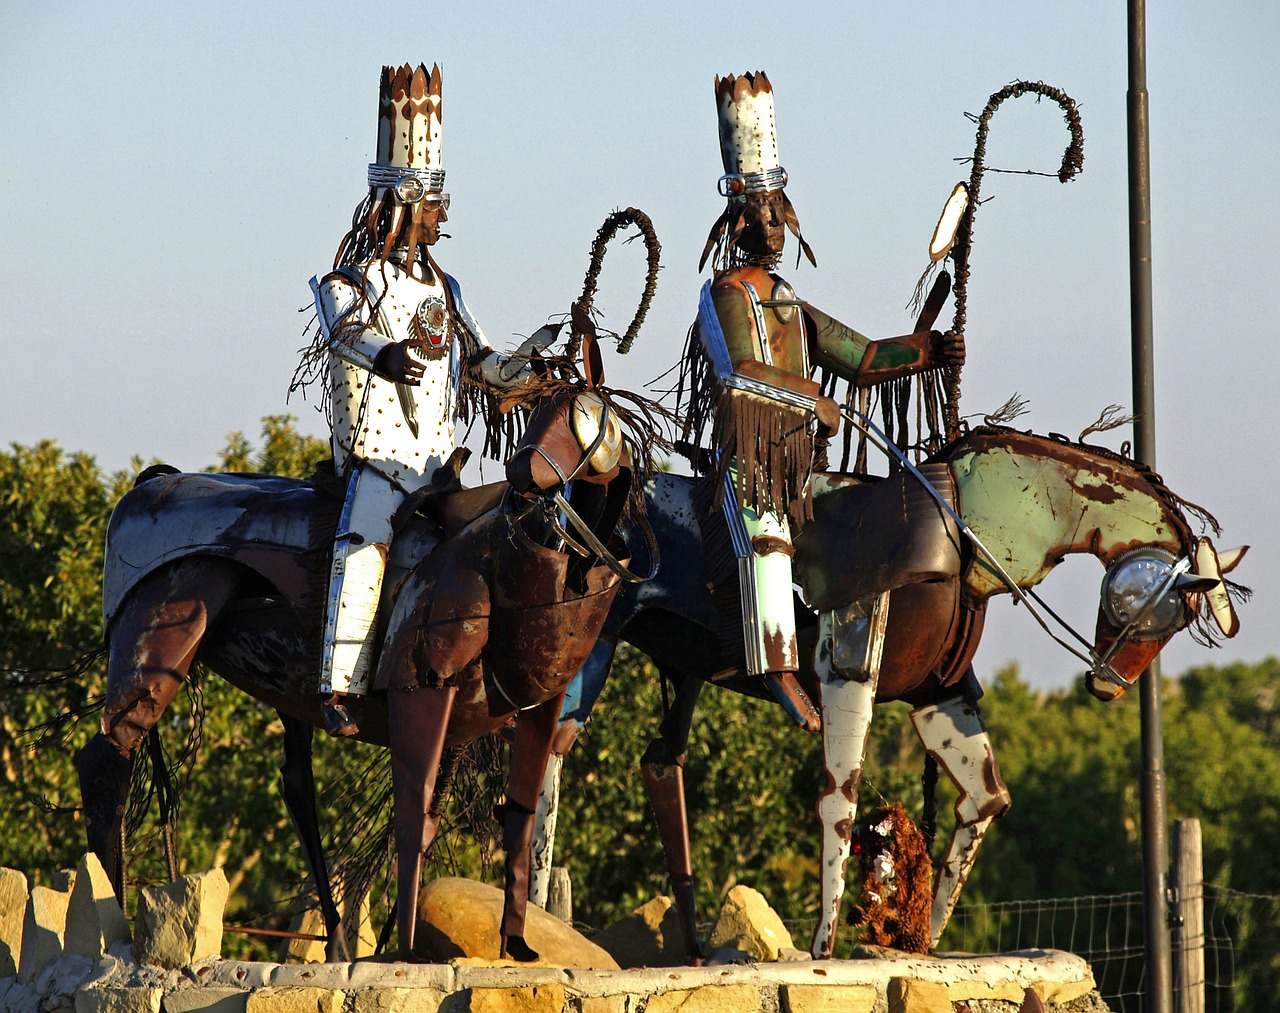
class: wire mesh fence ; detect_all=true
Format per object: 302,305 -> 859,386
940,887 -> 1280,1012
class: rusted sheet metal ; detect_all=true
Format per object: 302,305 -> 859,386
948,431 -> 1182,598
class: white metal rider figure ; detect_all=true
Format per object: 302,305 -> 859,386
682,72 -> 964,729
300,64 -> 533,736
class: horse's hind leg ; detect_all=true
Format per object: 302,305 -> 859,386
640,670 -> 705,965
387,684 -> 457,960
76,561 -> 236,901
530,636 -> 618,909
810,593 -> 890,960
279,713 -> 349,962
909,674 -> 1011,948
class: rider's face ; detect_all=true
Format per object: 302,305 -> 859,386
410,201 -> 447,247
736,190 -> 786,257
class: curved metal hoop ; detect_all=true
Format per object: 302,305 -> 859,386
944,80 -> 1086,441
568,207 -> 662,359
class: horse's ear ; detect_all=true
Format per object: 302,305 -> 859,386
572,301 -> 604,389
1194,537 -> 1241,638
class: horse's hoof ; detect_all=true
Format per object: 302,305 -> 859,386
501,934 -> 540,962
763,672 -> 822,733
322,697 -> 360,737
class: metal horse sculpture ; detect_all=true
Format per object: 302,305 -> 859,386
531,424 -> 1244,961
75,202 -> 669,961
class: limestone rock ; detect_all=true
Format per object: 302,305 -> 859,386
244,985 -> 343,1011
591,896 -> 688,968
132,869 -> 228,969
18,884 -> 70,981
0,867 -> 29,977
65,853 -> 131,958
707,885 -> 794,962
414,877 -> 619,969
74,984 -> 164,1012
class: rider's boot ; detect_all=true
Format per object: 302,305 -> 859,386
739,539 -> 820,732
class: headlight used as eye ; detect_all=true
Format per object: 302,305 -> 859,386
570,392 -> 623,474
1100,547 -> 1190,640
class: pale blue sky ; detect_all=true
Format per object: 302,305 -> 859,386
2,1 -> 1276,688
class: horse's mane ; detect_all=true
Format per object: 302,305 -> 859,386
954,424 -> 1219,543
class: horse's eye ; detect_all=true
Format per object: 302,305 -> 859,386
570,393 -> 623,474
1100,548 -> 1189,640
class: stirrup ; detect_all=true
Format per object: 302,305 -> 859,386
322,694 -> 360,738
762,671 -> 821,733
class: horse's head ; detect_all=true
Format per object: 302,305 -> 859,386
1088,537 -> 1247,700
498,305 -> 673,578
505,308 -> 631,499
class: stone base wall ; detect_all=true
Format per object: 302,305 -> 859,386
1,860 -> 1109,1012
4,947 -> 1109,1012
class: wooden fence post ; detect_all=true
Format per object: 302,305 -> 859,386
1172,818 -> 1205,1013
547,867 -> 572,925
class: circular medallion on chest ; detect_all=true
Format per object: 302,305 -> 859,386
409,295 -> 451,360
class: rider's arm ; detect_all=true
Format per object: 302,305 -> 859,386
805,304 -> 956,388
709,278 -> 822,400
312,272 -> 392,374
445,274 -> 538,391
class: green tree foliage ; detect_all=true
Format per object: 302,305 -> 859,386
0,420 -> 333,957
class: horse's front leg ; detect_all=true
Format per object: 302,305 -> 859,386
388,684 -> 457,960
500,691 -> 565,961
909,677 -> 1011,948
811,592 -> 890,959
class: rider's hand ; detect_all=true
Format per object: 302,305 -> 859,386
814,395 -> 842,437
931,329 -> 966,369
373,340 -> 426,385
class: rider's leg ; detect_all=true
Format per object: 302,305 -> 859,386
810,592 -> 890,959
724,481 -> 819,732
320,462 -> 397,737
909,675 -> 1012,948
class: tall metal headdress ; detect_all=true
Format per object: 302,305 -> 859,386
700,71 -> 814,270
368,63 -> 445,202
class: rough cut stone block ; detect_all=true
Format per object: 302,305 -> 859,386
132,868 -> 228,969
0,867 -> 29,977
591,896 -> 687,968
646,984 -> 763,1013
579,995 -> 644,1013
65,853 -> 131,959
780,982 -> 878,1013
415,877 -> 618,969
19,884 -> 70,981
888,976 -> 952,1013
350,986 -> 446,1012
73,985 -> 163,1012
468,984 -> 568,1013
708,885 -> 794,962
244,985 -> 344,1012
162,986 -> 250,1012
